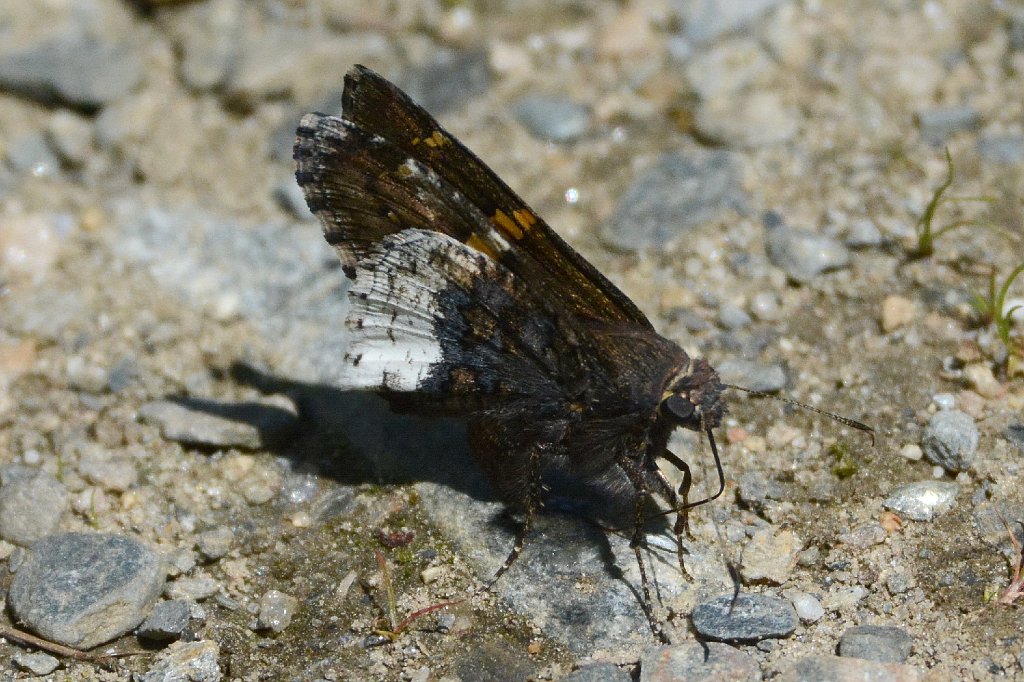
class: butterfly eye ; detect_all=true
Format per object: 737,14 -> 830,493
662,393 -> 697,425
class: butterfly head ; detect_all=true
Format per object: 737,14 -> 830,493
660,358 -> 726,432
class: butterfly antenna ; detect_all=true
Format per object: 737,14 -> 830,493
722,383 -> 876,446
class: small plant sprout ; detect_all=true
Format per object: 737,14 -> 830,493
972,262 -> 1024,370
910,148 -> 993,259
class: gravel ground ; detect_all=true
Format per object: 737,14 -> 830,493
1,0 -> 1024,680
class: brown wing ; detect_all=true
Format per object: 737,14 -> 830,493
293,64 -> 653,329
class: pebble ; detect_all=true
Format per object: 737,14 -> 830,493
6,132 -> 61,176
838,625 -> 913,663
0,33 -> 144,109
737,471 -> 786,507
844,219 -> 883,248
674,0 -> 786,45
163,0 -> 241,91
977,134 -> 1024,165
137,599 -> 192,642
139,640 -> 221,682
165,575 -> 221,601
513,95 -> 592,142
883,481 -> 958,521
740,528 -> 802,584
931,392 -> 956,410
718,303 -> 752,330
749,292 -> 781,320
0,465 -> 69,546
256,589 -> 299,632
921,409 -> 978,471
695,89 -> 800,148
8,532 -> 165,648
640,641 -> 759,681
788,592 -> 824,623
962,363 -> 1003,399
821,586 -> 868,612
776,655 -> 923,682
1005,424 -> 1024,453
77,445 -> 138,492
764,213 -> 851,283
690,593 -> 798,642
880,295 -> 916,333
899,443 -> 924,461
715,359 -> 787,393
915,106 -> 981,145
837,523 -> 887,549
0,213 -> 64,286
12,651 -> 60,676
598,151 -> 747,251
138,395 -> 298,450
563,662 -> 631,682
197,527 -> 234,561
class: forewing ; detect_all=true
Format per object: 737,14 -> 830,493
294,64 -> 653,329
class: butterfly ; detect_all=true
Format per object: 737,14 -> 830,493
293,65 -> 870,641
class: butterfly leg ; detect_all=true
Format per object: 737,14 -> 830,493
619,457 -> 670,644
649,460 -> 693,581
479,446 -> 543,593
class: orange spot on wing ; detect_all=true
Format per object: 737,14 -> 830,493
423,130 -> 449,148
465,233 -> 500,260
512,209 -> 537,231
492,209 -> 524,240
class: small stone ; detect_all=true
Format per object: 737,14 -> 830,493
8,533 -> 165,648
77,446 -> 138,492
788,592 -> 824,623
899,444 -> 923,461
977,134 -> 1024,165
564,662 -> 631,682
884,481 -> 958,521
1005,424 -> 1024,453
137,600 -> 192,642
718,303 -> 752,329
640,641 -> 759,681
962,363 -> 1003,399
139,640 -> 221,682
777,655 -> 923,682
421,565 -> 446,584
838,625 -> 913,663
740,528 -> 802,583
932,392 -> 957,410
165,576 -> 220,601
821,586 -> 868,612
0,213 -> 63,287
750,292 -> 780,320
921,410 -> 979,471
138,396 -> 298,450
598,151 -> 747,251
256,590 -> 299,632
0,465 -> 69,546
694,89 -> 800,148
513,95 -> 592,142
716,359 -> 787,393
691,593 -> 798,641
916,106 -> 981,145
12,650 -> 60,675
844,219 -> 883,248
674,0 -> 786,45
196,527 -> 234,561
837,523 -> 886,549
880,295 -> 916,333
764,213 -> 851,283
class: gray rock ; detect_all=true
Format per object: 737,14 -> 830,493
921,409 -> 978,471
776,655 -> 921,682
139,640 -> 221,682
0,465 -> 69,546
715,359 -> 787,393
916,106 -> 981,145
398,50 -> 491,115
162,0 -> 241,91
690,593 -> 798,641
737,471 -> 786,507
673,0 -> 786,45
514,94 -> 592,142
12,651 -> 60,676
256,590 -> 299,632
978,134 -> 1024,165
563,662 -> 632,682
137,600 -> 192,642
838,625 -> 913,663
844,219 -> 883,248
165,576 -> 221,601
1005,424 -> 1024,452
197,527 -> 234,561
8,532 -> 165,648
0,33 -> 144,109
764,213 -> 851,283
138,395 -> 298,450
640,641 -> 759,681
599,151 -> 748,251
883,481 -> 958,521
718,303 -> 752,330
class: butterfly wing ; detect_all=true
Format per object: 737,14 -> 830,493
294,64 -> 653,330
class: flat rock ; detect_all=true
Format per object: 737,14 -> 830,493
690,593 -> 797,642
9,532 -> 165,648
838,624 -> 913,663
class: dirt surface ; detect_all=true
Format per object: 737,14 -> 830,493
1,0 -> 1024,680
